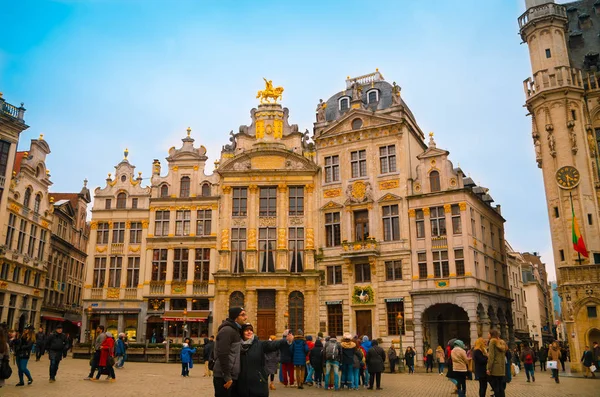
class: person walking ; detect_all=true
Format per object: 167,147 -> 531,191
279,330 -> 295,387
451,340 -> 468,397
560,345 -> 568,372
235,323 -> 293,397
203,336 -> 215,377
265,335 -> 280,390
593,341 -> 600,371
85,325 -> 106,380
309,338 -> 324,388
486,329 -> 507,397
404,347 -> 415,374
351,339 -> 363,391
323,334 -> 342,391
366,340 -> 385,390
361,336 -> 371,386
426,347 -> 434,373
93,331 -> 115,381
387,345 -> 397,373
45,324 -> 69,383
473,337 -> 488,397
539,345 -> 548,372
115,333 -> 126,369
180,342 -> 197,377
304,335 -> 315,385
340,333 -> 357,390
513,347 -> 521,369
291,329 -> 308,389
213,307 -> 246,397
0,327 -> 11,389
14,327 -> 34,386
35,327 -> 46,362
548,341 -> 561,384
520,343 -> 536,382
436,345 -> 446,374
581,345 -> 595,378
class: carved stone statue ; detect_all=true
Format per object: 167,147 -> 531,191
352,80 -> 362,101
222,130 -> 237,152
316,99 -> 327,122
534,138 -> 542,168
570,129 -> 578,154
392,82 -> 401,105
588,131 -> 597,156
548,132 -> 556,156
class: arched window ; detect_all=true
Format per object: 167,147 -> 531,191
430,170 -> 441,192
36,166 -> 43,178
23,188 -> 32,208
339,97 -> 350,111
367,89 -> 379,103
160,184 -> 169,198
180,176 -> 190,198
201,183 -> 211,197
34,193 -> 42,214
116,192 -> 127,209
288,291 -> 304,333
351,118 -> 363,130
229,291 -> 245,310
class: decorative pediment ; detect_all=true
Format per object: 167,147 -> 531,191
377,193 -> 402,203
218,148 -> 318,174
54,200 -> 75,217
320,201 -> 344,211
317,109 -> 401,138
417,146 -> 449,160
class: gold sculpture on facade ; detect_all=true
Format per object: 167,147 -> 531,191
256,78 -> 284,104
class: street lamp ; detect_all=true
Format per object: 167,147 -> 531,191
183,308 -> 188,339
397,312 -> 405,373
86,305 -> 93,355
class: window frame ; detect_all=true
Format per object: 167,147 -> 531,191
116,192 -> 127,209
154,210 -> 170,236
418,252 -> 427,279
339,97 -> 350,111
433,250 -> 449,278
350,149 -> 367,178
259,187 -> 277,217
288,186 -> 304,216
379,145 -> 397,174
97,222 -> 109,244
175,210 -> 191,236
324,155 -> 340,183
127,258 -> 140,288
430,206 -> 447,237
382,204 -> 400,241
196,209 -> 212,236
258,227 -> 276,273
112,222 -> 126,243
151,249 -> 168,281
231,228 -> 246,273
194,248 -> 210,281
367,89 -> 379,104
232,187 -> 248,217
429,170 -> 441,192
451,204 -> 462,235
385,260 -> 402,281
129,222 -> 142,244
180,176 -> 191,198
93,257 -> 106,288
354,263 -> 371,283
327,265 -> 343,285
325,212 -> 341,247
108,256 -> 122,288
173,248 -> 189,281
327,303 -> 343,337
386,301 -> 405,335
288,227 -> 304,273
455,249 -> 465,276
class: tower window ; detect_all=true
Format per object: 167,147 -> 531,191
559,249 -> 565,262
339,97 -> 350,111
545,49 -> 551,58
588,214 -> 593,225
553,207 -> 559,218
571,110 -> 577,120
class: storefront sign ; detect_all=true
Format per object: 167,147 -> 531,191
384,298 -> 404,303
325,301 -> 342,305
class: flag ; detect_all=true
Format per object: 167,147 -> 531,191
572,209 -> 589,258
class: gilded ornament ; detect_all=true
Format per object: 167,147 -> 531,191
107,288 -> 120,299
305,184 -> 314,193
324,188 -> 341,198
449,178 -> 457,187
444,204 -> 451,213
248,229 -> 257,250
96,246 -> 107,253
256,120 -> 265,139
423,207 -> 430,216
256,78 -> 284,104
10,203 -> 20,212
277,228 -> 286,249
459,202 -> 467,211
220,229 -> 230,250
351,181 -> 367,200
129,245 -> 140,253
278,183 -> 287,193
248,184 -> 258,193
90,221 -> 98,230
222,186 -> 232,194
408,209 -> 416,218
379,180 -> 399,190
306,228 -> 315,250
414,183 -> 421,192
274,119 -> 283,139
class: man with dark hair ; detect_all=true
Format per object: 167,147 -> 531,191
46,324 -> 69,382
213,307 -> 246,397
35,326 -> 46,361
593,341 -> 600,372
84,325 -> 106,380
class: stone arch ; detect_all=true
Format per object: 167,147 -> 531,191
586,327 -> 600,348
573,296 -> 600,315
422,303 -> 470,349
229,291 -> 245,309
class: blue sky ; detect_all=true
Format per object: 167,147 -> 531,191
0,1 -> 557,278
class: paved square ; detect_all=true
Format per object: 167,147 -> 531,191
0,357 -> 598,397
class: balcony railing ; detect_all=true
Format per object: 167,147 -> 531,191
91,288 -> 103,299
341,239 -> 380,257
558,264 -> 600,284
431,236 -> 448,249
150,281 -> 165,295
0,97 -> 26,122
193,281 -> 208,295
124,288 -> 138,299
523,66 -> 583,99
518,2 -> 567,30
111,243 -> 124,255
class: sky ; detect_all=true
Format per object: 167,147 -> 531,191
0,0 -> 559,279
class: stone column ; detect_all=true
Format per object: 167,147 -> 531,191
166,249 -> 174,288
277,289 -> 288,334
246,289 -> 257,327
118,314 -> 125,335
470,319 -> 479,347
188,248 -> 196,285
304,289 -> 317,336
413,315 -> 424,367
480,315 -> 491,338
508,323 -> 515,347
81,310 -> 89,342
247,185 -> 258,272
219,186 -> 232,272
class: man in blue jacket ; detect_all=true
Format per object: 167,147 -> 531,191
291,329 -> 309,389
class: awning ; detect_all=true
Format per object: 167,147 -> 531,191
42,316 -> 65,322
161,310 -> 210,322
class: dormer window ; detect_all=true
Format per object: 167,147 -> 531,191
180,176 -> 191,198
34,194 -> 42,214
367,89 -> 379,104
23,188 -> 32,208
116,192 -> 127,209
160,184 -> 169,198
429,170 -> 441,192
201,183 -> 211,197
339,97 -> 350,111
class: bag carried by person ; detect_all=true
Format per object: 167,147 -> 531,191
325,341 -> 339,361
512,363 -> 519,375
1,356 -> 13,380
524,353 -> 534,364
546,360 -> 558,370
590,364 -> 597,373
108,356 -> 115,367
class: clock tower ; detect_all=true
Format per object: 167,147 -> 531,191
519,0 -> 600,372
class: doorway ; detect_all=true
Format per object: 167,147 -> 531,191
257,290 -> 276,341
356,310 -> 372,339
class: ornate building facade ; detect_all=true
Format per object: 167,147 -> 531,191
506,244 -> 531,345
520,0 -> 600,371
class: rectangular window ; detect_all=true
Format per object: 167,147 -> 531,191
173,248 -> 189,281
355,263 -> 371,283
382,204 -> 400,241
0,140 -> 11,178
455,249 -> 465,276
259,227 -> 276,273
259,187 -> 277,217
129,222 -> 142,244
194,248 -> 210,281
12,266 -> 20,282
24,269 -> 31,285
34,272 -> 41,288
418,252 -> 427,279
351,150 -> 367,178
324,155 -> 340,183
93,257 -> 106,288
588,214 -> 593,225
416,209 -> 425,238
379,145 -> 397,174
17,219 -> 27,253
484,256 -> 489,282
387,301 -> 405,335
430,207 -> 446,237
354,210 -> 369,241
0,263 -> 9,279
232,187 -> 248,217
451,204 -> 462,234
126,257 -> 140,288
154,210 -> 170,236
554,207 -> 559,218
112,222 -> 125,243
491,228 -> 496,249
108,256 -> 122,287
327,265 -> 343,285
97,222 -> 109,244
175,210 -> 191,236
196,209 -> 212,236
57,218 -> 68,239
152,249 -> 168,281
325,212 -> 341,247
588,306 -> 598,318
27,224 -> 37,257
131,198 -> 138,209
231,228 -> 246,273
545,48 -> 551,58
470,209 -> 476,238
327,304 -> 343,337
385,260 -> 402,281
5,213 -> 16,248
289,227 -> 304,273
105,199 -> 112,210
433,250 -> 449,278
288,186 -> 304,216
480,216 -> 486,243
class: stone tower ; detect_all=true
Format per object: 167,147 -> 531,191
519,0 -> 600,372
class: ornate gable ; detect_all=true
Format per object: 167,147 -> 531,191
316,109 -> 401,139
377,193 -> 402,203
218,147 -> 318,175
320,200 -> 344,211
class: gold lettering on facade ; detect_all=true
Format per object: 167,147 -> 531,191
324,188 -> 342,198
379,180 -> 399,190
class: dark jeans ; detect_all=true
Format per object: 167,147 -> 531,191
314,366 -> 323,385
181,362 -> 189,376
368,372 -> 381,389
488,375 -> 505,397
95,365 -> 115,379
560,360 -> 566,372
540,360 -> 547,371
478,376 -> 487,397
17,358 -> 32,383
551,368 -> 559,382
524,363 -> 535,380
88,350 -> 100,378
49,358 -> 61,380
390,360 -> 396,373
35,345 -> 45,361
454,372 -> 466,397
214,376 -> 234,397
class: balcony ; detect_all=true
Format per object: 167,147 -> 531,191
558,264 -> 600,284
523,66 -> 583,99
518,2 -> 567,31
340,239 -> 380,258
0,96 -> 26,122
193,281 -> 208,295
90,288 -> 103,299
431,236 -> 448,249
124,288 -> 138,299
150,281 -> 165,295
170,281 -> 186,295
111,243 -> 124,255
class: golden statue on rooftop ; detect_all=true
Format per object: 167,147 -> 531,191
257,78 -> 284,104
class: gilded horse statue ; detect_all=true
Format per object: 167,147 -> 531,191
256,78 -> 284,104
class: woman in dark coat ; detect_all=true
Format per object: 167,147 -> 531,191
473,337 -> 488,397
309,339 -> 324,388
404,347 -> 416,374
264,335 -> 280,390
236,324 -> 292,397
366,340 -> 386,390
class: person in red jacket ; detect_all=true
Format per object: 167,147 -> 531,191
305,335 -> 315,385
93,332 -> 116,381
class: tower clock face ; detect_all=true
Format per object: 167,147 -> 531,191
555,166 -> 581,189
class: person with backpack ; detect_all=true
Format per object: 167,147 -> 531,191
114,333 -> 126,369
291,329 -> 309,389
203,336 -> 214,377
520,343 -> 536,382
387,346 -> 397,373
304,335 -> 315,385
323,333 -> 342,391
213,307 -> 246,397
45,324 -> 69,383
309,339 -> 324,388
340,333 -> 357,390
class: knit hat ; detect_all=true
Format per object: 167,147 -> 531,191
318,332 -> 324,338
105,332 -> 113,338
296,329 -> 304,336
229,306 -> 245,320
306,335 -> 313,341
241,323 -> 254,332
454,340 -> 466,349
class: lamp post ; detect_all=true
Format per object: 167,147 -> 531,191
86,305 -> 93,355
397,312 -> 405,373
183,308 -> 188,340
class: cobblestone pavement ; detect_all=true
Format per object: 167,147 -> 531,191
1,357 -> 598,397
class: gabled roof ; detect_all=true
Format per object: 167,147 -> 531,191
377,193 -> 402,203
316,108 -> 402,139
51,193 -> 80,214
13,151 -> 26,174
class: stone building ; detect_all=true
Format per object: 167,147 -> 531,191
145,129 -> 219,342
521,252 -> 554,348
82,150 -> 151,341
0,135 -> 53,331
519,0 -> 600,370
40,184 -> 91,336
505,243 -> 531,345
